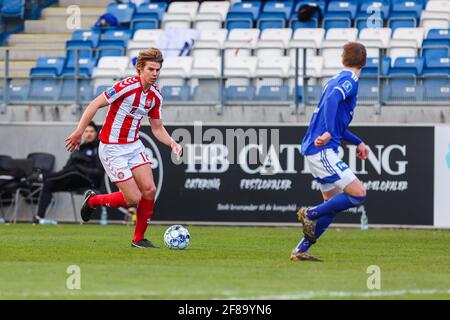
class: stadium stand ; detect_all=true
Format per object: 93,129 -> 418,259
0,0 -> 448,114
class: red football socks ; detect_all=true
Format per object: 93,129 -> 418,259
88,192 -> 127,208
133,198 -> 154,243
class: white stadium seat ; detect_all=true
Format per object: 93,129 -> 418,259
321,29 -> 358,65
255,56 -> 290,87
192,29 -> 228,58
289,55 -> 324,78
255,28 -> 293,58
358,28 -> 392,57
420,11 -> 450,34
161,2 -> 200,29
132,29 -> 163,42
224,56 -> 258,86
389,28 -> 425,64
194,1 -> 230,29
325,28 -> 358,42
92,56 -> 130,90
159,56 -> 193,86
426,0 -> 450,14
291,28 -> 325,48
225,28 -> 260,60
191,56 -> 222,78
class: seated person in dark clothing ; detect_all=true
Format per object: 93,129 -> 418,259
34,122 -> 103,223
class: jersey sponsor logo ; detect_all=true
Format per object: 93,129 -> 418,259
107,87 -> 116,97
342,80 -> 353,93
336,161 -> 349,172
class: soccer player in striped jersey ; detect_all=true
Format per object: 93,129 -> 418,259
65,48 -> 182,248
291,42 -> 370,262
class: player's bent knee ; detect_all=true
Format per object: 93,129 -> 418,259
348,194 -> 366,206
141,185 -> 156,200
125,192 -> 142,206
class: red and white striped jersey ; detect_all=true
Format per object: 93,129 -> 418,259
99,75 -> 163,144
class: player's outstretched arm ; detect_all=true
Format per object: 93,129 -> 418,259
149,118 -> 182,160
65,94 -> 109,152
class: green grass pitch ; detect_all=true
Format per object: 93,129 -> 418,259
0,224 -> 449,300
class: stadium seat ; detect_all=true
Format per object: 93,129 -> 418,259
362,57 -> 391,76
97,30 -> 131,58
358,1 -> 390,21
289,55 -> 324,78
28,79 -> 61,102
423,56 -> 450,75
385,77 -> 424,102
296,84 -> 323,103
225,85 -> 256,101
159,56 -> 193,87
62,57 -> 97,78
255,57 -> 290,87
224,56 -> 258,86
8,82 -> 28,102
290,28 -> 325,48
129,29 -> 163,56
59,79 -> 93,103
194,1 -> 230,29
358,77 -> 380,102
425,0 -> 450,14
256,85 -> 290,101
322,16 -> 352,30
226,1 -> 262,30
192,29 -> 228,58
358,28 -> 392,57
255,28 -> 292,58
107,2 -> 136,25
327,1 -> 358,19
191,56 -> 222,78
161,85 -> 191,102
29,57 -> 65,78
256,1 -> 293,30
290,17 -> 319,30
324,28 -> 358,42
421,29 -> 450,61
420,11 -> 450,35
388,0 -> 424,31
224,28 -> 260,60
0,0 -> 24,19
423,77 -> 450,101
388,27 -> 425,64
162,1 -> 200,29
389,57 -> 425,76
92,56 -> 130,89
131,2 -> 168,32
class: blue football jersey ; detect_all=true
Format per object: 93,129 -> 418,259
301,70 -> 359,156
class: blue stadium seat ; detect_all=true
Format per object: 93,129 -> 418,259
389,57 -> 424,76
293,1 -> 327,18
8,83 -> 29,102
131,2 -> 168,33
390,0 -> 424,20
107,2 -> 136,25
62,57 -> 97,78
359,0 -> 390,19
97,30 -> 131,57
28,79 -> 61,101
387,17 -> 417,31
0,0 -> 24,18
29,57 -> 66,78
422,29 -> 450,61
423,56 -> 450,75
296,85 -> 323,103
162,85 -> 191,102
134,2 -> 167,21
263,1 -> 293,19
226,1 -> 262,30
362,57 -> 391,76
385,77 -> 424,102
358,77 -> 380,102
326,1 -> 358,19
423,77 -> 450,101
70,29 -> 101,47
256,85 -> 290,101
290,17 -> 319,30
59,79 -> 93,102
323,15 -> 352,29
257,12 -> 286,30
225,85 -> 256,101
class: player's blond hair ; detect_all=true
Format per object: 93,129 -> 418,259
136,48 -> 164,74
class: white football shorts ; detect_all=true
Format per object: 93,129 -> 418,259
99,139 -> 151,184
305,148 -> 357,192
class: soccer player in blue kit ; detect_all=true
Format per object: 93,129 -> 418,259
291,42 -> 370,262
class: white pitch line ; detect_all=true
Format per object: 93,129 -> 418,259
1,289 -> 449,299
